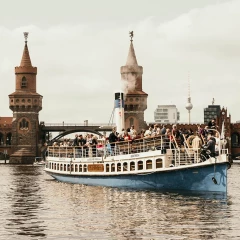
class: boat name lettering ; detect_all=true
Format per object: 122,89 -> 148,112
130,154 -> 140,158
88,164 -> 104,172
87,157 -> 102,161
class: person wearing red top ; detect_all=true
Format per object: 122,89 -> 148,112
123,130 -> 131,141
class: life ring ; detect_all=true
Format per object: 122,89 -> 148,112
186,135 -> 195,148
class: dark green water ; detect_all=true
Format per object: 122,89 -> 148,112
0,163 -> 239,239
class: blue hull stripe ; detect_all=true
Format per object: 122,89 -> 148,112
47,163 -> 228,192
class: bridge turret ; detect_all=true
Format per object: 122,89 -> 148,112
8,33 -> 43,164
120,32 -> 148,131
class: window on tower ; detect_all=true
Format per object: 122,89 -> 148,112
19,118 -> 29,130
21,77 -> 27,88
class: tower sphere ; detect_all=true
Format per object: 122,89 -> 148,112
185,102 -> 193,111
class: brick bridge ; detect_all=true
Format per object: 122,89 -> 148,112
39,122 -> 114,143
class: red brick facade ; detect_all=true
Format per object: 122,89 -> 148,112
8,35 -> 42,164
121,40 -> 148,131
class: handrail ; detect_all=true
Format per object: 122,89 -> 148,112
48,135 -> 169,158
182,134 -> 191,157
171,135 -> 180,166
171,135 -> 180,150
42,123 -> 113,127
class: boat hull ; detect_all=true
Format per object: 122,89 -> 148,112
46,162 -> 228,193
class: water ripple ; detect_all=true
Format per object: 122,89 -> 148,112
0,164 -> 239,239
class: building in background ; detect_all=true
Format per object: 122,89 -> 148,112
204,105 -> 221,124
154,105 -> 180,124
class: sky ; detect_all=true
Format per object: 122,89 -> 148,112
0,0 -> 239,125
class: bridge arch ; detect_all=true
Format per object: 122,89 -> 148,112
0,132 -> 12,145
49,129 -> 104,143
0,132 -> 3,145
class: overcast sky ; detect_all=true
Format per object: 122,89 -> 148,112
0,0 -> 239,125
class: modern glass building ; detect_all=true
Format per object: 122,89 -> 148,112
204,105 -> 221,124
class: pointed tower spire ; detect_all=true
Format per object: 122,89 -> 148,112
20,32 -> 32,67
126,31 -> 138,66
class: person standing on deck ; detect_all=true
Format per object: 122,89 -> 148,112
205,135 -> 216,157
109,127 -> 118,155
73,134 -> 80,157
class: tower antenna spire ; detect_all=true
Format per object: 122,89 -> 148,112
185,71 -> 193,124
188,71 -> 190,98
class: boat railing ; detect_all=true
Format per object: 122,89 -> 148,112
171,148 -> 198,166
182,134 -> 191,157
171,135 -> 180,166
47,135 -> 173,159
47,133 -> 229,166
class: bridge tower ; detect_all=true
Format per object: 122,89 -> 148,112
8,33 -> 42,164
120,32 -> 148,131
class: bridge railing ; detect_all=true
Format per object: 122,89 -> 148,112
42,123 -> 114,127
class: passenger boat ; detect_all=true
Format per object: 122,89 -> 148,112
44,133 -> 230,193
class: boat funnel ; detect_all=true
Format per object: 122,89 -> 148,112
114,92 -> 125,133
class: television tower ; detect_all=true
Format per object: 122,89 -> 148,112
185,73 -> 193,124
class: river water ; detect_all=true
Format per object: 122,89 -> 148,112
0,163 -> 239,240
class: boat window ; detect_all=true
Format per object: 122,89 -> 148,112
67,164 -> 70,171
130,161 -> 135,171
60,164 -> 63,171
156,158 -> 163,168
75,164 -> 78,172
54,163 -> 56,170
146,160 -> 152,169
79,164 -> 82,172
57,164 -> 59,170
123,162 -> 128,171
64,164 -> 66,171
138,161 -> 143,170
111,163 -> 115,172
71,164 -> 74,171
106,164 -> 109,172
83,164 -> 87,172
117,163 -> 121,172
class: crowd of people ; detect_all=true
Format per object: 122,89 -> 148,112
108,118 -> 222,157
47,118 -> 224,159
